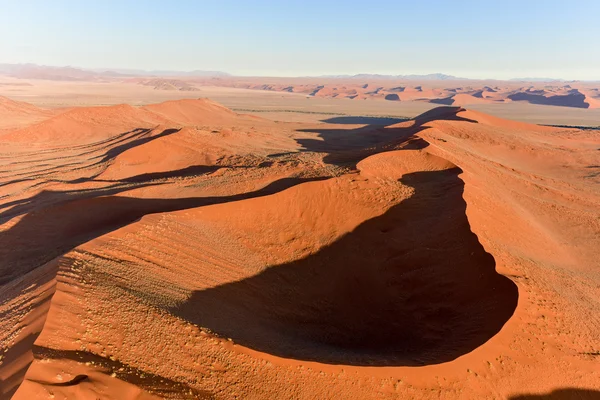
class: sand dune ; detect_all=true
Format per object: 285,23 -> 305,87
0,96 -> 53,130
96,99 -> 298,181
430,93 -> 496,106
1,99 -> 599,399
138,78 -> 200,91
1,104 -> 165,144
141,98 -> 240,125
580,90 -> 600,108
0,98 -> 263,146
507,88 -> 599,109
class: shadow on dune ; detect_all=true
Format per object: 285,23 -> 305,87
0,331 -> 52,399
115,164 -> 223,183
320,116 -> 409,125
0,127 -> 180,188
28,346 -> 214,399
0,175 -> 328,285
0,181 -> 162,224
430,96 -> 456,105
295,106 -> 478,167
97,128 -> 181,164
0,165 -> 226,224
508,91 -> 591,108
509,389 -> 600,400
171,167 -> 518,366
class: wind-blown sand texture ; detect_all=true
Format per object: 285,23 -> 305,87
0,97 -> 599,399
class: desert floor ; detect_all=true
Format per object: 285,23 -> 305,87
2,78 -> 600,126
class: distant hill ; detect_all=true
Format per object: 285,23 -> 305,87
90,67 -> 231,77
0,63 -> 102,81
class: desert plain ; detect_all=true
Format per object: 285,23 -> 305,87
0,72 -> 599,399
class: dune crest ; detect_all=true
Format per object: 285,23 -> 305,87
141,98 -> 240,125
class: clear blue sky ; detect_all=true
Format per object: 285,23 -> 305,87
1,0 -> 598,79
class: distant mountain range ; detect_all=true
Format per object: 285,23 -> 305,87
317,73 -> 466,80
0,63 -> 596,82
0,63 -> 230,81
89,67 -> 231,77
509,77 -> 567,82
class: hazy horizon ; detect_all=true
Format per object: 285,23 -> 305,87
2,62 -> 597,82
1,0 -> 599,81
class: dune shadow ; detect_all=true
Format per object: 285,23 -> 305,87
320,116 -> 410,125
97,128 -> 181,164
296,106 -> 478,167
430,96 -> 456,105
0,127 -> 180,188
30,346 -> 214,399
171,167 -> 518,366
111,164 -> 223,183
508,91 -> 590,108
0,164 -> 228,224
509,389 -> 600,400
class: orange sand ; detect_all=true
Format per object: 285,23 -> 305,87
0,98 -> 599,399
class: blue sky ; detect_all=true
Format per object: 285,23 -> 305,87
1,0 -> 598,79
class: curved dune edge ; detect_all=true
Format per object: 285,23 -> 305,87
1,101 -> 599,399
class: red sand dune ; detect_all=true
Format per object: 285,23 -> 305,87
141,98 -> 240,125
580,90 -> 600,108
0,98 -> 263,146
1,99 -> 599,399
430,93 -> 495,106
1,104 -> 164,144
506,88 -> 599,109
0,96 -> 53,130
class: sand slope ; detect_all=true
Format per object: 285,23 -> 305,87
0,96 -> 53,130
